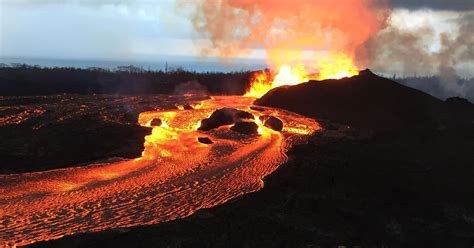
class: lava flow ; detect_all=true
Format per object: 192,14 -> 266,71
0,95 -> 320,246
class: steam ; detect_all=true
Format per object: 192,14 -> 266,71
438,13 -> 474,96
174,80 -> 208,95
179,0 -> 390,69
368,11 -> 474,98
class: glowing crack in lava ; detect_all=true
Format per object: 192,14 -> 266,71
245,53 -> 360,98
0,96 -> 320,246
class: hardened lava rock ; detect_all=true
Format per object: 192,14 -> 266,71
198,137 -> 214,144
260,115 -> 284,131
183,104 -> 194,110
249,106 -> 266,112
198,108 -> 254,131
230,121 -> 259,135
150,118 -> 162,127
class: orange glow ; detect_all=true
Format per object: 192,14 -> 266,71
254,115 -> 265,135
245,64 -> 311,98
315,53 -> 359,80
244,70 -> 273,98
191,101 -> 204,109
245,53 -> 359,98
272,64 -> 309,87
194,120 -> 202,130
183,0 -> 389,98
0,96 -> 321,247
142,126 -> 177,160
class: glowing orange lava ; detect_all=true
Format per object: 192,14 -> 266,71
0,96 -> 320,247
316,53 -> 359,80
245,53 -> 359,98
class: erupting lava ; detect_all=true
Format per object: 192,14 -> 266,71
245,53 -> 360,98
183,0 -> 389,98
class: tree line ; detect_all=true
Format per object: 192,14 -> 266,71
0,65 -> 255,96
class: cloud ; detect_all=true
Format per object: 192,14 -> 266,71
391,0 -> 474,12
4,0 -> 474,11
366,10 -> 474,99
0,0 -> 134,7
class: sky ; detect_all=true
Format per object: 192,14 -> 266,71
0,0 -> 473,77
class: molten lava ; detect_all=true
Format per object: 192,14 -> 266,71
0,96 -> 320,247
245,53 -> 359,98
316,52 -> 359,80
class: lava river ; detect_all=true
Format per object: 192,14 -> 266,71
0,96 -> 320,246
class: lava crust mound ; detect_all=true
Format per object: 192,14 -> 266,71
260,115 -> 284,131
198,108 -> 254,131
230,121 -> 259,135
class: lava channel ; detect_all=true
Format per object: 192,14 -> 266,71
0,96 -> 320,246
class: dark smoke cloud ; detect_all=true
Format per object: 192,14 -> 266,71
392,0 -> 474,12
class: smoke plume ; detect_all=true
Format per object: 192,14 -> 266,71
174,80 -> 208,95
182,0 -> 473,99
179,0 -> 390,69
368,11 -> 474,98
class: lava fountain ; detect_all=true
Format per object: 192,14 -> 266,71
245,53 -> 360,98
182,0 -> 390,97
